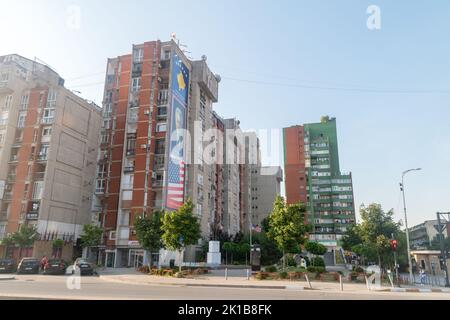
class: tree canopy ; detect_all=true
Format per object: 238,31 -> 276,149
80,224 -> 103,248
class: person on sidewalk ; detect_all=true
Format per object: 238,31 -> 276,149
419,268 -> 427,286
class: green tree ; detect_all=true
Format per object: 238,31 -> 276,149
0,234 -> 15,258
11,224 -> 39,258
135,210 -> 165,269
80,224 -> 103,260
267,196 -> 311,270
161,199 -> 201,273
305,241 -> 327,256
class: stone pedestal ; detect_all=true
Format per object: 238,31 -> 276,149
207,241 -> 221,266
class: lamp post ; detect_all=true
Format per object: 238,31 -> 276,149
400,168 -> 422,284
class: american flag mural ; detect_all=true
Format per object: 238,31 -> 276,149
167,160 -> 185,209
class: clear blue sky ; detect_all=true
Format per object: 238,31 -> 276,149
2,0 -> 450,226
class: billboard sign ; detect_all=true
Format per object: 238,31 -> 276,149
165,52 -> 189,211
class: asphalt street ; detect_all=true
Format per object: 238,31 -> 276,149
0,274 -> 448,300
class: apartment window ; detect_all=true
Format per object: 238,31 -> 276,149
126,133 -> 136,154
101,132 -> 109,144
96,179 -> 106,193
0,130 -> 5,144
158,86 -> 169,105
17,111 -> 27,128
0,112 -> 8,126
42,127 -> 52,137
131,77 -> 141,92
103,104 -> 112,118
42,108 -> 55,124
4,95 -> 12,110
156,123 -> 167,133
103,119 -> 111,129
39,145 -> 49,160
97,164 -> 108,179
32,181 -> 44,200
122,174 -> 134,189
46,91 -> 57,107
21,94 -> 29,110
163,50 -> 171,61
134,48 -> 144,63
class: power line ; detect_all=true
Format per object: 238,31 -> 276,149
221,76 -> 450,94
66,71 -> 105,81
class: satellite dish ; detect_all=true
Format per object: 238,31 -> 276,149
215,74 -> 222,83
171,32 -> 177,39
201,55 -> 207,61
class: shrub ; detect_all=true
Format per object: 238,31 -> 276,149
255,272 -> 270,280
311,256 -> 325,267
307,266 -> 326,274
286,255 -> 297,267
265,265 -> 277,273
354,266 -> 364,273
279,271 -> 288,279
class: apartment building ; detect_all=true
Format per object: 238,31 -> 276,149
94,40 -> 222,268
250,166 -> 283,227
284,116 -> 356,249
0,54 -> 102,260
409,220 -> 440,250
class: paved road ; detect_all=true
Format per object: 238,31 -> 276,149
0,274 -> 449,300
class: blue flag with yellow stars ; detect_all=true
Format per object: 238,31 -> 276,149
171,53 -> 190,106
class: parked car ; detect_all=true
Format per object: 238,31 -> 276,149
17,258 -> 40,274
72,258 -> 95,276
43,259 -> 67,275
0,259 -> 17,273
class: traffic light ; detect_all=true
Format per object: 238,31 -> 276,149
391,239 -> 398,251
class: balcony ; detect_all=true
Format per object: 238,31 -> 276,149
41,118 -> 54,125
9,154 -> 18,163
7,174 -> 16,183
126,149 -> 136,157
26,211 -> 39,221
3,192 -> 13,201
37,153 -> 48,161
124,166 -> 135,173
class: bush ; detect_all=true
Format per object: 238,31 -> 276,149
311,257 -> 325,267
286,255 -> 297,267
354,266 -> 364,273
279,271 -> 288,279
265,265 -> 277,273
255,272 -> 270,280
307,266 -> 326,274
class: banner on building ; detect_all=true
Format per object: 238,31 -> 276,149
165,52 -> 189,211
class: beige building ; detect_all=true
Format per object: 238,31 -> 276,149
0,54 -> 102,259
251,166 -> 283,227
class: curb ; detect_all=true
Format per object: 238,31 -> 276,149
374,287 -> 450,293
0,276 -> 15,281
98,275 -> 312,291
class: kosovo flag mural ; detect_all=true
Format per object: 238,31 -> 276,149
171,53 -> 190,106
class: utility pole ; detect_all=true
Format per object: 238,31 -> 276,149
437,212 -> 450,287
400,168 -> 421,283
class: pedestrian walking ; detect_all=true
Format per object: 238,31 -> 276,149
419,268 -> 427,286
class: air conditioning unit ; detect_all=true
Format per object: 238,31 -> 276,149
144,110 -> 151,115
157,77 -> 162,83
140,144 -> 148,149
151,172 -> 157,179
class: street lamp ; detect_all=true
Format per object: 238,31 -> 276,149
400,168 -> 422,284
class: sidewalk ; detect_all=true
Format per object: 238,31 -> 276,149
98,269 -> 450,294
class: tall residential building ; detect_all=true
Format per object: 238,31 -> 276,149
251,166 -> 283,227
94,40 -> 221,268
284,116 -> 356,249
0,54 -> 102,260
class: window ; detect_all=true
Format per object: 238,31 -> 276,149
131,77 -> 141,92
103,103 -> 112,117
163,50 -> 171,60
96,179 -> 106,193
103,119 -> 111,129
4,95 -> 12,110
32,181 -> 44,200
122,174 -> 134,189
17,111 -> 27,128
134,48 -> 144,63
46,91 -> 57,107
42,108 -> 55,124
39,145 -> 49,160
21,94 -> 29,110
101,132 -> 109,144
156,123 -> 167,132
42,127 -> 52,137
126,133 -> 137,154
